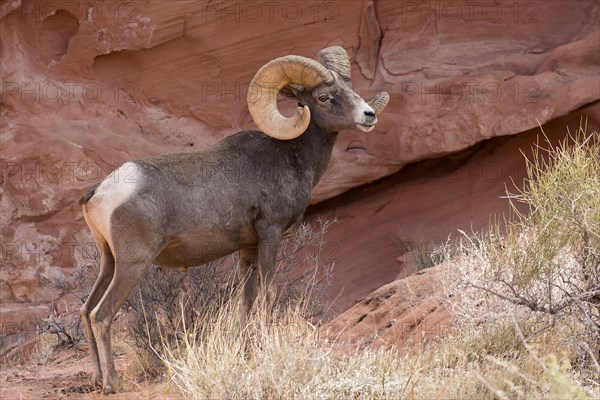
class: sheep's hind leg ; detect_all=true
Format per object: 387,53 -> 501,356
80,239 -> 114,388
89,259 -> 151,394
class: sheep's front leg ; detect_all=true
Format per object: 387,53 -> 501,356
256,224 -> 282,308
239,247 -> 259,321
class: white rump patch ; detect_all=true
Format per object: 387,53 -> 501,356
83,162 -> 142,248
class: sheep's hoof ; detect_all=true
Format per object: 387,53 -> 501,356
102,383 -> 117,395
91,372 -> 102,389
102,375 -> 120,394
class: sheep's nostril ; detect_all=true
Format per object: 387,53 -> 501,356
364,110 -> 375,118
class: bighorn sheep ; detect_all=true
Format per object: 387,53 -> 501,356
79,46 -> 389,393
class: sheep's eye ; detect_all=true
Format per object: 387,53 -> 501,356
317,94 -> 330,103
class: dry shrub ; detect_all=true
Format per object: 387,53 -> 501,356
124,258 -> 234,372
36,238 -> 101,349
9,249 -> 101,368
124,218 -> 335,374
440,124 -> 599,397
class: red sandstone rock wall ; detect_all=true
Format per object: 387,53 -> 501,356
1,0 -> 599,344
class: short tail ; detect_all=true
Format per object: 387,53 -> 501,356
79,181 -> 101,205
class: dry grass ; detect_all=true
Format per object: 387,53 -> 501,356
159,292 -> 417,399
157,288 -> 597,399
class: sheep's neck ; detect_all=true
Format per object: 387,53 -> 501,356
294,119 -> 339,188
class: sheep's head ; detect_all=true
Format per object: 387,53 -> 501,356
247,46 -> 389,140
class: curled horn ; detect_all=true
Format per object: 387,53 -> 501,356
368,92 -> 389,116
247,56 -> 333,140
315,46 -> 352,80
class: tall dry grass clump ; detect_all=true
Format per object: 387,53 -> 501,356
159,288 -> 423,399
